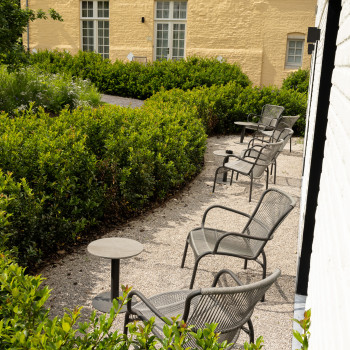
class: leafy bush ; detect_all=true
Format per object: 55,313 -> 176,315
0,104 -> 206,267
0,65 -> 101,115
28,50 -> 251,99
146,82 -> 308,136
282,69 -> 310,94
0,249 -> 233,349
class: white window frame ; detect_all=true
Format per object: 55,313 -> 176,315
80,1 -> 109,59
285,34 -> 305,69
154,1 -> 187,61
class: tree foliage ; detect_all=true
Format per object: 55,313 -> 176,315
0,0 -> 62,62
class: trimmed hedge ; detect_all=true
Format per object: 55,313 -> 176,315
145,82 -> 308,136
28,50 -> 251,99
0,105 -> 206,267
282,69 -> 310,94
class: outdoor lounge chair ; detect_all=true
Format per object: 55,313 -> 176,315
259,115 -> 300,152
181,188 -> 295,290
246,104 -> 285,132
247,128 -> 294,184
212,140 -> 283,201
124,268 -> 281,348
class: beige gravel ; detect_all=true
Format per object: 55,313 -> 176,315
40,134 -> 303,349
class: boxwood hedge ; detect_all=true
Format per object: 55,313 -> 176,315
28,50 -> 251,99
0,104 -> 206,267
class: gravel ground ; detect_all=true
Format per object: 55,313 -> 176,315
39,96 -> 304,349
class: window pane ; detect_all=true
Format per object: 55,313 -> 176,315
296,41 -> 303,48
173,1 -> 187,19
98,1 -> 109,18
156,1 -> 170,18
82,1 -> 94,17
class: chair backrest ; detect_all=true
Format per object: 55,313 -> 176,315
245,140 -> 283,178
259,104 -> 285,126
184,269 -> 281,346
271,128 -> 294,151
275,115 -> 300,130
242,188 -> 296,257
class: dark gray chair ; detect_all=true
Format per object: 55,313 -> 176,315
212,140 -> 283,201
247,128 -> 294,184
124,269 -> 281,348
234,104 -> 285,144
181,188 -> 295,290
259,115 -> 300,152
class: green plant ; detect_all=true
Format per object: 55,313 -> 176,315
0,65 -> 101,115
0,0 -> 62,65
244,336 -> 264,349
293,309 -> 311,350
282,69 -> 310,94
28,50 -> 251,99
0,250 -> 232,349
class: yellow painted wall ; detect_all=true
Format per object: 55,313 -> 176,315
22,0 -> 316,87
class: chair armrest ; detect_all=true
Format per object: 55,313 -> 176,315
213,231 -> 270,253
127,290 -> 168,322
201,205 -> 250,227
211,269 -> 243,287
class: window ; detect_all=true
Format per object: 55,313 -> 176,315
81,1 -> 109,59
154,1 -> 187,61
285,34 -> 305,68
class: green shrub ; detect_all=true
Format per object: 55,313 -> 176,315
0,104 -> 206,267
28,50 -> 251,99
282,69 -> 310,94
0,250 -> 231,349
0,65 -> 101,115
146,82 -> 308,136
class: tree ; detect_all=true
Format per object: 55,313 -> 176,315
0,0 -> 62,62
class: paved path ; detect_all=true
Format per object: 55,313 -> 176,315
101,94 -> 144,108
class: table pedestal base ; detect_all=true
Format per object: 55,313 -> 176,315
92,291 -> 133,313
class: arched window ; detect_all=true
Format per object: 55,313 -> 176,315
285,33 -> 305,69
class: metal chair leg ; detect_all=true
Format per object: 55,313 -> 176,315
124,312 -> 131,334
249,175 -> 253,202
261,251 -> 267,302
181,240 -> 189,268
248,319 -> 255,344
244,259 -> 248,269
190,258 -> 201,289
265,169 -> 269,190
274,160 -> 277,184
230,170 -> 234,185
212,167 -> 222,193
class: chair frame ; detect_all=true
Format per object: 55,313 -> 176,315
246,104 -> 285,132
212,140 -> 283,202
247,128 -> 294,184
181,188 -> 295,290
124,269 -> 282,347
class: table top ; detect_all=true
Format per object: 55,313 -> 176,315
213,150 -> 235,157
87,237 -> 143,260
234,121 -> 257,126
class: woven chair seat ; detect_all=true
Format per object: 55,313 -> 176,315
188,228 -> 255,260
124,269 -> 282,349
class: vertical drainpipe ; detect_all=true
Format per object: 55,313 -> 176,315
26,0 -> 30,52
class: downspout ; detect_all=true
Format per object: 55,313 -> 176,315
26,0 -> 30,52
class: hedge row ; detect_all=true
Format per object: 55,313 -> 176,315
0,104 -> 206,267
146,82 -> 308,136
28,50 -> 251,99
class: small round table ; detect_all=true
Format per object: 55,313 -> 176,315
87,237 -> 143,313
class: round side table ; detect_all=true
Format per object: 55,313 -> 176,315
87,237 -> 143,313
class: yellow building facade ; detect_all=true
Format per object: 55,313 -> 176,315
22,0 -> 316,86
